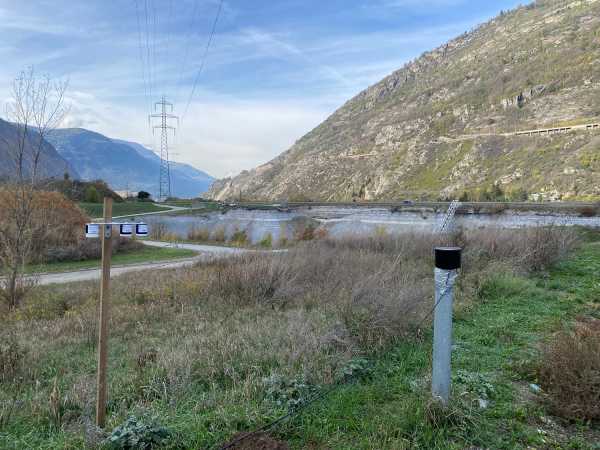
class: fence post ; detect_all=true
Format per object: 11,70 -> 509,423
96,197 -> 113,427
432,246 -> 461,405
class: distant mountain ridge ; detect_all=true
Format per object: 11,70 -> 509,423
0,118 -> 79,180
46,129 -> 214,198
208,0 -> 600,201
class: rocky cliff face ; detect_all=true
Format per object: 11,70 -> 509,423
208,0 -> 600,202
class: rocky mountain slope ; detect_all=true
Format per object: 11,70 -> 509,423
0,119 -> 79,181
46,129 -> 214,198
208,0 -> 600,202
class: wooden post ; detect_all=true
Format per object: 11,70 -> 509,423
96,197 -> 113,428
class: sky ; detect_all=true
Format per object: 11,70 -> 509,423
0,0 -> 525,178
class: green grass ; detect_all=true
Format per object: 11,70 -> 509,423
26,246 -> 196,274
2,235 -> 599,449
274,242 -> 600,449
78,201 -> 171,218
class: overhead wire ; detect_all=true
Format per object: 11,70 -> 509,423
151,0 -> 159,98
174,0 -> 202,105
134,0 -> 150,114
164,0 -> 175,84
143,0 -> 153,103
182,0 -> 224,121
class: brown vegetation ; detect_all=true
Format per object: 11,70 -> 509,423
0,190 -> 88,256
0,226 -> 580,444
0,190 -> 87,307
538,317 -> 600,421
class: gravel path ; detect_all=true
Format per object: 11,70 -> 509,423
32,240 -> 251,286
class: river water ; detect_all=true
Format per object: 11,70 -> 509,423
139,206 -> 600,245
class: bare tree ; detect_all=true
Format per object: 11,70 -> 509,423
0,67 -> 69,309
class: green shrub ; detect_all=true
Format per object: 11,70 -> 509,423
106,416 -> 170,449
84,185 -> 100,203
259,233 -> 273,248
262,374 -> 318,410
231,228 -> 248,246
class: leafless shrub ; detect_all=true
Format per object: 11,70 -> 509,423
320,231 -> 438,260
342,259 -> 430,350
0,68 -> 69,309
149,222 -> 179,241
538,318 -> 600,421
187,226 -> 210,242
0,334 -> 26,383
203,254 -> 287,305
459,226 -> 579,273
44,237 -> 143,263
213,226 -> 226,242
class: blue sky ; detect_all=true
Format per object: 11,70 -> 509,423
0,0 -> 525,177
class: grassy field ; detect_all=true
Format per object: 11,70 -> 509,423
78,202 -> 171,218
0,228 -> 598,449
26,246 -> 196,274
280,237 -> 600,449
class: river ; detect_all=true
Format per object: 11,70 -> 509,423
136,206 -> 600,246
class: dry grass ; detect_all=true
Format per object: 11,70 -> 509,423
0,226 -> 580,443
538,317 -> 600,421
187,226 -> 210,242
149,222 -> 180,241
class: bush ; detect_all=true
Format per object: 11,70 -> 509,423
0,336 -> 26,383
213,227 -> 226,242
106,416 -> 170,449
187,226 -> 210,242
259,233 -> 273,248
538,318 -> 600,421
84,185 -> 100,203
0,190 -> 88,264
148,223 -> 179,241
262,373 -> 318,410
44,238 -> 144,263
231,228 -> 248,246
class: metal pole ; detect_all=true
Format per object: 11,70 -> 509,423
96,197 -> 113,427
432,246 -> 461,405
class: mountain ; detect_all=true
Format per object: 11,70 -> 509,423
0,119 -> 79,181
45,129 -> 214,198
208,0 -> 600,202
113,139 -> 215,196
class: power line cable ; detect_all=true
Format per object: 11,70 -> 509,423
182,0 -> 224,120
134,0 -> 151,114
144,0 -> 153,102
174,0 -> 202,104
164,0 -> 175,86
151,0 -> 159,97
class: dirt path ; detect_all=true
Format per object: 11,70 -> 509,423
32,240 -> 251,286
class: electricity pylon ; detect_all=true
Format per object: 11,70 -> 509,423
149,97 -> 178,201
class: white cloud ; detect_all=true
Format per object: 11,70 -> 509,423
0,0 -> 523,182
176,98 -> 329,177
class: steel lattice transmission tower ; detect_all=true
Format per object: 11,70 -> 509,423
149,97 -> 179,201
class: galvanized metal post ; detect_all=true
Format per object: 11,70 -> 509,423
432,246 -> 461,405
96,197 -> 113,428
